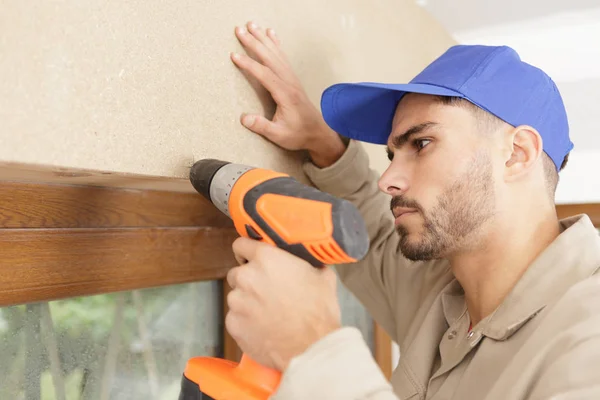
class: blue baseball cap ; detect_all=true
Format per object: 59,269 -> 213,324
320,45 -> 573,171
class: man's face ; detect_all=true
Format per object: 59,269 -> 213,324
379,94 -> 498,261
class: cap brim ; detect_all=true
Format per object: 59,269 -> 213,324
320,82 -> 464,144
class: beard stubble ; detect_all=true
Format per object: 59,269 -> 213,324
392,150 -> 496,261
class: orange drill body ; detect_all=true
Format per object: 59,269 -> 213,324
181,159 -> 370,400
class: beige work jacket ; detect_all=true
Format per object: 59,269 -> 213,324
272,139 -> 600,400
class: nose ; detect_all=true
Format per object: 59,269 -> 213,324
378,162 -> 409,196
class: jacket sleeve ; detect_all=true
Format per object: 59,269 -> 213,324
271,327 -> 400,400
301,139 -> 450,345
270,140 -> 451,399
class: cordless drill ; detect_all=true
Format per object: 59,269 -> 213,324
179,159 -> 370,400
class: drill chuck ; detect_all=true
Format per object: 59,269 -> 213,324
189,159 -> 230,202
190,159 -> 255,218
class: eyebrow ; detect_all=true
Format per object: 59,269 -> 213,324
387,122 -> 438,151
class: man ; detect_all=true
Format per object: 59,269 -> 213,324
224,21 -> 600,399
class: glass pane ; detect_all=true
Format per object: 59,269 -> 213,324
337,272 -> 375,354
0,281 -> 221,400
0,277 -> 373,399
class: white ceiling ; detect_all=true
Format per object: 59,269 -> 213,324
418,0 -> 600,152
418,0 -> 600,33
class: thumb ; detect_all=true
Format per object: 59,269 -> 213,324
232,236 -> 260,265
241,114 -> 282,140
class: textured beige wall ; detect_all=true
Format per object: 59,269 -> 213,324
0,0 -> 455,191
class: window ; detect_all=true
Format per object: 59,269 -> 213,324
0,281 -> 221,400
0,276 -> 373,400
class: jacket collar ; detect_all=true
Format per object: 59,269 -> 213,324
441,214 -> 600,340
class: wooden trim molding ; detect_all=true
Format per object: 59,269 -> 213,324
0,227 -> 238,307
4,177 -> 595,377
0,181 -> 232,228
0,180 -> 237,306
374,322 -> 393,380
556,203 -> 600,227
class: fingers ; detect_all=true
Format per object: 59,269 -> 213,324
226,285 -> 248,312
234,22 -> 298,86
266,28 -> 280,47
225,310 -> 239,339
245,22 -> 280,56
225,303 -> 245,344
227,266 -> 240,289
232,236 -> 260,266
235,24 -> 286,77
233,249 -> 248,265
230,52 -> 288,103
226,262 -> 257,291
246,23 -> 289,68
247,22 -> 296,82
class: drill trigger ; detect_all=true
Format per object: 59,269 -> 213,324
245,224 -> 263,241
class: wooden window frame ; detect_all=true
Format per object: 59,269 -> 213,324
0,181 -> 237,306
0,179 -> 387,375
4,179 -> 596,380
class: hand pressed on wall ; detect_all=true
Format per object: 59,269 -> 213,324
226,237 -> 342,371
231,21 -> 347,168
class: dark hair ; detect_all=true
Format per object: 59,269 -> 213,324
433,96 -> 569,197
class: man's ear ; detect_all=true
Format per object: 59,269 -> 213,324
504,125 -> 543,181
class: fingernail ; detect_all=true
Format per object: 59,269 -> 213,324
243,115 -> 255,126
268,28 -> 276,36
237,26 -> 246,35
231,52 -> 240,60
249,22 -> 257,29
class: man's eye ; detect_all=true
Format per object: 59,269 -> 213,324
414,139 -> 431,151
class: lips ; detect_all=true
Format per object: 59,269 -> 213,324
393,207 -> 418,219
